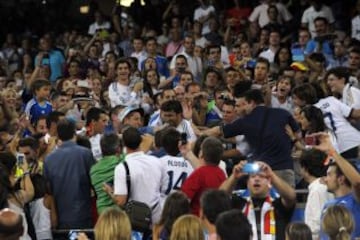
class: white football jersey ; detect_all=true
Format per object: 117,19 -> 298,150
314,96 -> 360,152
160,155 -> 194,195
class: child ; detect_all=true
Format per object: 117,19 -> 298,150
24,79 -> 52,125
29,174 -> 57,240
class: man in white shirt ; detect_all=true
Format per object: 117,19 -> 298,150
160,127 -> 193,195
299,149 -> 334,240
85,107 -> 109,160
259,28 -> 281,63
301,0 -> 335,37
248,0 -> 292,28
113,127 -> 168,224
193,0 -> 216,35
160,100 -> 197,143
130,37 -> 147,71
88,10 -> 111,36
170,35 -> 203,82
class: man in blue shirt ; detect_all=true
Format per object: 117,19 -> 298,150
314,133 -> 360,240
44,119 -> 95,229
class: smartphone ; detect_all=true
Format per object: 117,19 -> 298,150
68,230 -> 79,240
44,133 -> 51,144
242,163 -> 260,174
180,133 -> 187,145
291,47 -> 305,62
16,153 -> 25,166
305,135 -> 317,146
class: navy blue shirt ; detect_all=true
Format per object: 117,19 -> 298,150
44,141 -> 95,228
223,106 -> 299,170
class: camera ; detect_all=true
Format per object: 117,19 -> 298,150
242,162 -> 260,174
180,133 -> 187,145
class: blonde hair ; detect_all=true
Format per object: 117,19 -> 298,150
94,207 -> 131,240
169,214 -> 204,240
322,205 -> 354,240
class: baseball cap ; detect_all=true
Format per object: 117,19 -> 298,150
290,62 -> 308,72
118,106 -> 144,122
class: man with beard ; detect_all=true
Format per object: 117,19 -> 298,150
160,100 -> 197,142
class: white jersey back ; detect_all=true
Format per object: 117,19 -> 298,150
314,96 -> 360,152
160,155 -> 194,195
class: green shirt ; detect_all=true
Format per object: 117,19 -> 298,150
90,155 -> 123,214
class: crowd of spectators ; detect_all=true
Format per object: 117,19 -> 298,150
1,0 -> 360,239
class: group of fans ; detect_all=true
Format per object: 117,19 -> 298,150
0,0 -> 360,239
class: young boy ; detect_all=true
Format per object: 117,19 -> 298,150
25,79 -> 52,124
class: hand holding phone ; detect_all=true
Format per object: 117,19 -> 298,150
16,153 -> 25,166
305,135 -> 317,147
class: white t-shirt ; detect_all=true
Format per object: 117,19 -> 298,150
305,178 -> 334,240
176,119 -> 197,143
271,95 -> 294,113
341,83 -> 360,109
88,21 -> 111,35
301,5 -> 335,37
235,135 -> 251,156
259,48 -> 276,63
114,151 -> 168,224
170,51 -> 203,80
193,5 -> 216,35
352,15 -> 360,41
90,133 -> 102,161
248,2 -> 292,28
108,82 -> 140,108
160,155 -> 194,195
314,96 -> 360,152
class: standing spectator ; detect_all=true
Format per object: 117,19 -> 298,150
88,10 -> 111,36
112,127 -> 168,224
141,38 -> 170,78
165,28 -> 183,59
160,100 -> 197,143
85,107 -> 109,160
299,149 -> 334,240
24,79 -> 52,125
43,119 -> 95,229
352,0 -> 360,41
205,89 -> 300,185
90,133 -> 123,214
301,0 -> 335,38
35,36 -> 65,83
311,132 -> 360,240
170,35 -> 203,82
181,137 -> 226,215
108,59 -> 143,108
259,28 -> 281,63
130,37 -> 147,71
220,161 -> 296,240
193,0 -> 216,35
160,128 -> 193,195
304,17 -> 333,57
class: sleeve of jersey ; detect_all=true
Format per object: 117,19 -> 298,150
181,170 -> 201,200
223,118 -> 244,138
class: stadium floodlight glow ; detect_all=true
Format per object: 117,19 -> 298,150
80,5 -> 90,14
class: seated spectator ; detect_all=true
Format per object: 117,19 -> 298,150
285,222 -> 313,240
0,208 -> 24,240
200,190 -> 231,240
152,191 -> 190,240
215,209 -> 253,240
322,205 -> 354,240
169,215 -> 204,240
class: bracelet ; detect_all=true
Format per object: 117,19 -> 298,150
23,171 -> 30,176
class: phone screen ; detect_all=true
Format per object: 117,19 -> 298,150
16,153 -> 25,166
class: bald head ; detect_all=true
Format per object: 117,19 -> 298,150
0,208 -> 23,240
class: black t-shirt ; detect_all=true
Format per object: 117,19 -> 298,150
223,106 -> 299,170
232,195 -> 294,240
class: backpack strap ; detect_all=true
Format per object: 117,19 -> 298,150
123,161 -> 131,203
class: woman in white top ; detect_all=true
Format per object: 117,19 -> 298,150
108,59 -> 143,108
0,153 -> 34,240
